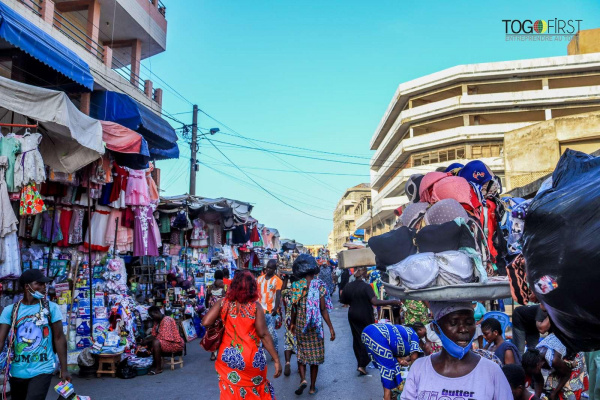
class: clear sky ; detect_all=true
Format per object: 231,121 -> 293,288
143,0 -> 599,245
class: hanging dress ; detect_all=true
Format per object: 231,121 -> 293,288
56,207 -> 73,247
146,163 -> 159,202
14,132 -> 46,189
0,156 -> 20,279
83,205 -> 112,252
109,163 -> 128,208
19,184 -> 46,216
0,134 -> 20,192
125,168 -> 150,206
68,207 -> 85,244
132,205 -> 159,256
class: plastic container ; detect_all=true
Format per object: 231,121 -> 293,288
135,366 -> 150,376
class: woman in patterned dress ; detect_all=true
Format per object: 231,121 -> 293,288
290,254 -> 335,395
203,270 -> 282,399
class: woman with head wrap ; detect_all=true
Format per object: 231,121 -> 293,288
401,301 -> 512,399
289,254 -> 335,395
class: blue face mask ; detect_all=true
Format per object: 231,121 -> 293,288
433,321 -> 475,360
28,285 -> 45,300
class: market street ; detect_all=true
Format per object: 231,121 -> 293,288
46,294 -> 383,400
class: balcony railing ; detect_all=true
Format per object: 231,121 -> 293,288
18,0 -> 41,16
52,11 -> 105,62
149,0 -> 166,16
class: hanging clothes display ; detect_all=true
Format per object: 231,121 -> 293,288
0,134 -> 20,192
56,207 -> 73,247
132,205 -> 159,256
14,131 -> 46,189
83,205 -> 112,252
146,163 -> 159,203
0,155 -> 20,278
109,163 -> 128,208
19,184 -> 46,215
68,207 -> 85,245
125,168 -> 150,206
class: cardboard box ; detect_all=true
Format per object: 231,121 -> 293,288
337,248 -> 376,269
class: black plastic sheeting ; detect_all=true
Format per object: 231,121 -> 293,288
523,149 -> 600,352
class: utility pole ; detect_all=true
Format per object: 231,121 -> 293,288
189,104 -> 199,195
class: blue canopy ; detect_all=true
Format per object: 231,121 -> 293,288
90,91 -> 179,160
0,1 -> 94,90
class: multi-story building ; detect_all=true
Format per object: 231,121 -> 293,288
2,0 -> 167,113
0,0 -> 178,163
331,183 -> 370,255
357,39 -> 600,235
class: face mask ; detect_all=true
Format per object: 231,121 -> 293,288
433,321 -> 475,360
28,285 -> 45,300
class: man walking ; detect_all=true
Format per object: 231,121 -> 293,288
0,269 -> 70,400
257,260 -> 283,352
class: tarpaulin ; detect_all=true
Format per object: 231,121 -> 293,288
0,76 -> 103,172
100,121 -> 149,156
0,1 -> 93,90
90,91 -> 179,159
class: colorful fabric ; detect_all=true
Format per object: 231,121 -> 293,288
305,279 -> 332,339
264,313 -> 279,353
152,316 -> 184,353
257,274 -> 282,313
404,300 -> 429,325
19,184 -> 46,216
361,324 -> 422,390
538,334 -> 589,400
216,300 -> 275,399
472,349 -> 503,366
318,266 -> 335,297
282,289 -> 296,353
291,280 -> 328,365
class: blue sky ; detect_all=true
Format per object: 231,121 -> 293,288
144,0 -> 599,244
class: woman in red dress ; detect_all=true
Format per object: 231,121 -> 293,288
203,270 -> 282,399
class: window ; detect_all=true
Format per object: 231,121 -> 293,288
471,143 -> 503,158
413,146 -> 466,167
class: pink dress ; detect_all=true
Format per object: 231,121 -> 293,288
125,168 -> 150,206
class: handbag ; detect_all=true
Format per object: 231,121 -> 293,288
200,302 -> 227,352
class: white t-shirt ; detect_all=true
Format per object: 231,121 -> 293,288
401,355 -> 512,400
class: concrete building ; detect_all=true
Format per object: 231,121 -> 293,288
358,38 -> 600,235
505,110 -> 600,191
3,0 -> 167,114
331,183 -> 370,255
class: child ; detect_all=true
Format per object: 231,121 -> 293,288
502,364 -> 541,400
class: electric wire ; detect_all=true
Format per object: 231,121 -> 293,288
204,137 -> 331,220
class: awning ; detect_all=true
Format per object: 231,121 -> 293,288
100,121 -> 149,156
90,91 -> 179,159
0,76 -> 103,172
0,1 -> 94,90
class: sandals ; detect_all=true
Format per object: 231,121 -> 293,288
357,367 -> 367,376
148,369 -> 163,375
309,388 -> 319,395
295,381 -> 308,395
284,362 -> 291,377
210,354 -> 217,361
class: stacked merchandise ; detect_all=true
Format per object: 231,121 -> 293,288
369,160 -> 511,300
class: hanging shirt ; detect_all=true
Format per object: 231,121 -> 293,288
257,274 -> 283,313
0,302 -> 62,379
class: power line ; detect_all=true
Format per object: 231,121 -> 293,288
204,137 -> 331,221
218,131 -> 372,159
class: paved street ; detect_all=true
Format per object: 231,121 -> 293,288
46,294 -> 384,400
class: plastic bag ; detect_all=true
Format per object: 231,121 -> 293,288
292,254 -> 319,278
523,149 -> 600,352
